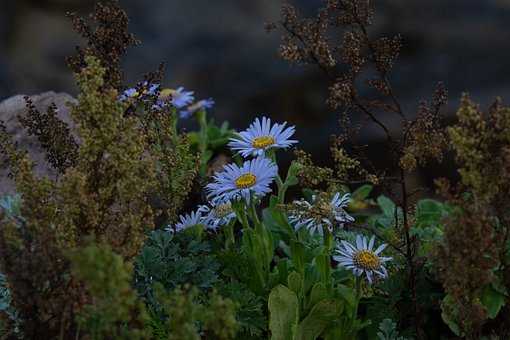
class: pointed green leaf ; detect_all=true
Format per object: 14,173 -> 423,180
352,185 -> 373,200
377,196 -> 396,217
290,241 -> 306,274
315,255 -> 331,286
307,283 -> 328,311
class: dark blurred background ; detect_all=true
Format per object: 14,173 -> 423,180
1,0 -> 510,192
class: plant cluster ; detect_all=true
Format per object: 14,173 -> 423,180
0,1 -> 509,340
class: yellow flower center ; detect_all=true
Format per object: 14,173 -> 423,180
235,173 -> 257,189
353,250 -> 380,270
214,202 -> 233,218
309,199 -> 332,220
252,136 -> 275,149
159,88 -> 174,99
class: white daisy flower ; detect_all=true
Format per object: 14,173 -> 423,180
228,116 -> 297,158
165,210 -> 203,233
333,235 -> 392,284
198,201 -> 236,231
288,192 -> 354,235
206,157 -> 278,204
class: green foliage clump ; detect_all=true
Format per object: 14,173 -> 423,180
150,284 -> 238,340
65,55 -> 155,257
436,205 -> 500,338
0,56 -> 156,338
377,319 -> 409,340
140,108 -> 199,223
134,230 -> 220,307
434,95 -> 510,338
448,95 -> 510,203
69,243 -> 150,340
218,282 -> 267,339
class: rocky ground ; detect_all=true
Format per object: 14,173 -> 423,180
0,92 -> 76,196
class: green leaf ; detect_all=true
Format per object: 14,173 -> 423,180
336,284 -> 356,309
481,284 -> 507,319
302,189 -> 315,203
242,229 -> 268,293
202,149 -> 214,164
286,175 -> 299,187
377,195 -> 396,218
290,241 -> 306,274
303,265 -> 321,294
414,199 -> 447,228
270,195 -> 279,209
274,260 -> 290,287
314,255 -> 331,287
264,205 -> 295,243
187,131 -> 200,145
307,283 -> 328,311
440,294 -> 462,336
286,161 -> 301,179
295,299 -> 342,340
269,285 -> 299,340
352,185 -> 373,201
376,318 -> 408,340
284,161 -> 300,187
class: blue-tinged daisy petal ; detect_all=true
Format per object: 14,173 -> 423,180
333,235 -> 392,284
180,98 -> 215,119
165,210 -> 203,233
119,81 -> 160,102
119,88 -> 139,101
171,87 -> 195,108
228,116 -> 297,158
198,201 -> 236,231
206,157 -> 278,204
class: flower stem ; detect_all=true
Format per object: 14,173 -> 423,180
196,109 -> 209,174
323,228 -> 334,253
249,199 -> 261,228
353,276 -> 362,320
233,201 -> 250,229
267,150 -> 287,203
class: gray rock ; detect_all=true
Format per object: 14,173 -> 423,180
0,91 -> 77,197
